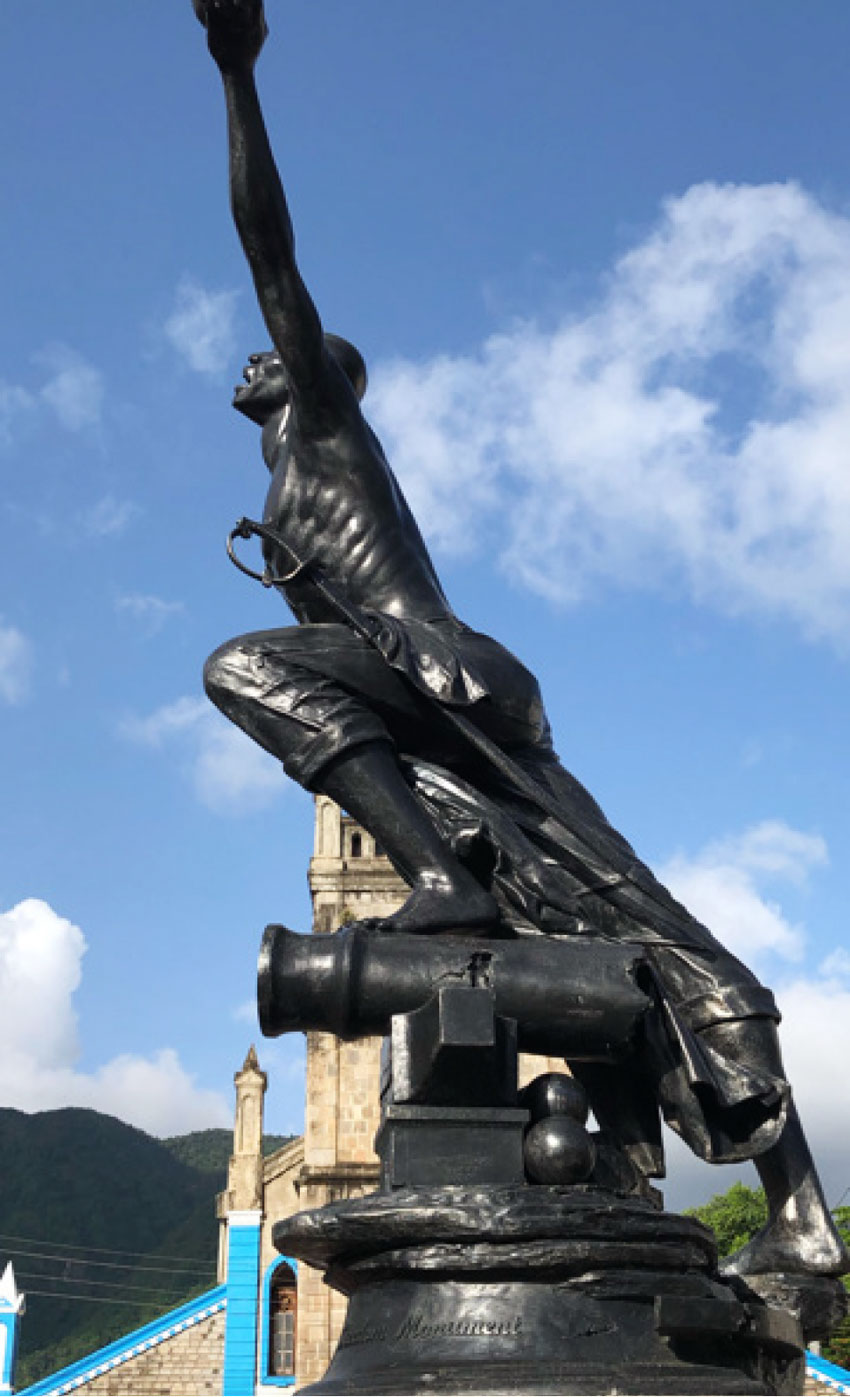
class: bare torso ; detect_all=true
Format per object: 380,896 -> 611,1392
261,379 -> 455,626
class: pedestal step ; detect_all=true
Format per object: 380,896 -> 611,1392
274,1184 -> 804,1395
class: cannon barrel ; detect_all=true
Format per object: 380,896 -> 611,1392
257,924 -> 652,1061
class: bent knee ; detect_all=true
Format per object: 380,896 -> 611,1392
203,631 -> 313,712
203,639 -> 254,708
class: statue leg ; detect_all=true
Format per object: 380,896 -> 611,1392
318,739 -> 499,934
204,627 -> 499,934
700,1018 -> 848,1278
568,1058 -> 665,1180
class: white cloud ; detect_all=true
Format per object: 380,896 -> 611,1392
369,181 -> 850,645
0,621 -> 32,705
0,899 -> 229,1136
164,277 -> 239,376
82,493 -> 140,539
685,820 -> 827,883
0,900 -> 83,1069
667,966 -> 850,1211
0,381 -> 35,446
777,972 -> 850,1150
115,593 -> 185,636
644,822 -> 847,1210
658,819 -> 826,969
120,695 -> 282,814
0,345 -> 101,443
78,1049 -> 230,1137
122,694 -> 209,745
257,1036 -> 306,1136
818,946 -> 850,981
232,999 -> 258,1025
741,740 -> 763,770
37,343 -> 104,431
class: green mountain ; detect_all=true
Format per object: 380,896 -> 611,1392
163,1126 -> 292,1178
0,1108 -> 293,1389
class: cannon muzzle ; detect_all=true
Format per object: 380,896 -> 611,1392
258,924 -> 651,1061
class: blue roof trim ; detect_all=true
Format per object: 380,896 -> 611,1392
806,1350 -> 850,1393
18,1285 -> 227,1395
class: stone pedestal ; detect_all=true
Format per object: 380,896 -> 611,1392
273,1184 -> 804,1396
377,1106 -> 529,1190
263,931 -> 807,1394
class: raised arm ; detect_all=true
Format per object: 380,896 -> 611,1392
194,0 -> 325,391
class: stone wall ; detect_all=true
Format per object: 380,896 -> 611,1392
288,801 -> 399,1389
72,1310 -> 224,1396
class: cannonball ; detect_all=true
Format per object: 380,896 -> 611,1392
519,1072 -> 588,1125
523,1116 -> 597,1185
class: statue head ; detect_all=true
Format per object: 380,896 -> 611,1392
233,335 -> 368,424
233,351 -> 288,424
324,334 -> 368,401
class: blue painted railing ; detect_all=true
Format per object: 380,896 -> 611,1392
806,1350 -> 850,1393
18,1286 -> 227,1396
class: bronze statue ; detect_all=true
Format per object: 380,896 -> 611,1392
193,0 -> 847,1289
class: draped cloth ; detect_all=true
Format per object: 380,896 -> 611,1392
207,602 -> 790,1168
399,748 -> 788,1168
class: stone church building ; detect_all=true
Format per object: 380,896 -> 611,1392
15,798 -> 558,1395
221,796 -> 407,1393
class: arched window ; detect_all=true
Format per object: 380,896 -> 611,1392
268,1261 -> 297,1379
350,831 -> 362,858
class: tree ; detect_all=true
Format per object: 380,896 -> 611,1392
684,1181 -> 768,1258
824,1208 -> 850,1369
686,1184 -> 850,1369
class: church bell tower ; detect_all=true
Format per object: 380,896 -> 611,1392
294,797 -> 408,1387
292,795 -> 562,1387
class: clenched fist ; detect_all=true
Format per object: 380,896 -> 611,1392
193,0 -> 268,74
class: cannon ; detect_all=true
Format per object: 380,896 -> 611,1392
257,922 -> 652,1061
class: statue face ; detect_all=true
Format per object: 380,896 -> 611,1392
233,351 -> 289,424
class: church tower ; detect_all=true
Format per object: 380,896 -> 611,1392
230,1045 -> 268,1211
294,797 -> 408,1388
292,797 -> 561,1387
218,1047 -> 268,1397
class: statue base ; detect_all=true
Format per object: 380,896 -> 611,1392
728,1270 -> 849,1344
274,1184 -> 805,1395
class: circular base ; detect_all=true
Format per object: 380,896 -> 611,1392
273,1182 -> 716,1278
275,1185 -> 803,1396
300,1359 -> 786,1396
298,1276 -> 799,1395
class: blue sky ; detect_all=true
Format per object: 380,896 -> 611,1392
2,1 -> 850,1210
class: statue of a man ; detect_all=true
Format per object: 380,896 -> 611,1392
193,0 -> 847,1284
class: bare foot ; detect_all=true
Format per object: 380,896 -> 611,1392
722,1217 -> 849,1279
364,871 -> 499,936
